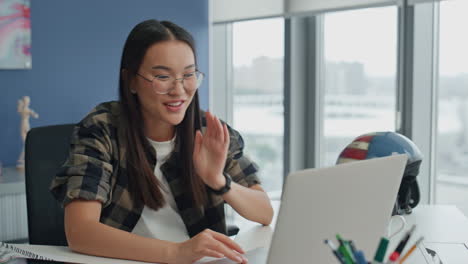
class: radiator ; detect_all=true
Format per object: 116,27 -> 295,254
0,193 -> 28,242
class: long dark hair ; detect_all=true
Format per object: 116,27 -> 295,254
119,19 -> 206,210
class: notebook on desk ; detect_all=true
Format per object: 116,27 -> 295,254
208,154 -> 408,264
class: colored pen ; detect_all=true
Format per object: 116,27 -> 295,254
336,234 -> 356,264
324,239 -> 346,264
348,240 -> 368,264
353,250 -> 368,264
348,240 -> 363,263
388,225 -> 416,262
398,237 -> 424,264
372,237 -> 389,264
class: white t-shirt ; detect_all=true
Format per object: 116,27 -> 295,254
131,137 -> 190,242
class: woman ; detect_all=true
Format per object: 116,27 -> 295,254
50,19 -> 273,264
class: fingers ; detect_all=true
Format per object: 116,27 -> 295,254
205,112 -> 226,143
200,249 -> 224,259
209,230 -> 245,254
211,242 -> 246,263
223,123 -> 230,146
206,111 -> 216,138
214,115 -> 224,143
192,230 -> 247,263
205,111 -> 213,138
194,130 -> 202,155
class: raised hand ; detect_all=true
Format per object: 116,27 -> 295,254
193,112 -> 230,189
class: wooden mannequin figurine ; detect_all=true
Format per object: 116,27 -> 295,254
17,96 -> 39,170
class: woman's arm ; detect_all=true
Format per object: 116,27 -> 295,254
65,200 -> 247,264
193,112 -> 273,226
65,200 -> 175,263
222,183 -> 273,225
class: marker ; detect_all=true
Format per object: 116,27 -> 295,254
372,237 -> 389,264
399,237 -> 424,264
348,241 -> 361,261
353,250 -> 368,264
324,239 -> 346,264
348,241 -> 368,264
336,234 -> 356,264
388,225 -> 416,262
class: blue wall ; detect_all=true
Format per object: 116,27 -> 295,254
0,0 -> 209,166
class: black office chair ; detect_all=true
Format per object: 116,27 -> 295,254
25,124 -> 75,246
24,123 -> 239,244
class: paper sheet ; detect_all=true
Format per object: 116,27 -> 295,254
0,242 -> 157,264
199,247 -> 266,264
420,242 -> 468,264
0,242 -> 255,264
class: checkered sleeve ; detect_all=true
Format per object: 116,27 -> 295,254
224,125 -> 261,188
50,115 -> 114,208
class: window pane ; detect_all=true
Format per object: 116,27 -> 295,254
321,7 -> 398,167
232,18 -> 284,193
435,0 -> 468,215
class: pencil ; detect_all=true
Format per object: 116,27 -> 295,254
399,236 -> 424,264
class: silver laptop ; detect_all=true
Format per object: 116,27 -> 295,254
268,154 -> 407,263
208,154 -> 407,263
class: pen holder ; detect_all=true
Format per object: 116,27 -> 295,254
325,235 -> 369,264
327,223 -> 419,264
387,215 -> 406,239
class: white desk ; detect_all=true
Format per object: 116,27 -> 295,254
231,202 -> 468,264
5,203 -> 468,264
399,205 -> 468,243
389,205 -> 468,263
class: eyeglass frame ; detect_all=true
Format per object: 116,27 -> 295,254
135,70 -> 205,95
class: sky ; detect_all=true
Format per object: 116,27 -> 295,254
231,1 -> 468,77
232,18 -> 284,68
323,6 -> 397,77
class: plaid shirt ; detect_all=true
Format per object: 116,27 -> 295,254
50,101 -> 260,237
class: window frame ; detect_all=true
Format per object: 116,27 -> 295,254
211,1 -> 440,205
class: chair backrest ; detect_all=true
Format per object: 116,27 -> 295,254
25,124 -> 75,246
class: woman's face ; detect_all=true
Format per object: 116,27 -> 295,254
132,40 -> 197,129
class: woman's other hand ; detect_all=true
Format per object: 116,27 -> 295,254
193,112 -> 230,189
169,229 -> 248,264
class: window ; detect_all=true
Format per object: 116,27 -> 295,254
213,1 -> 468,219
320,7 -> 398,167
435,0 -> 468,214
232,18 -> 285,194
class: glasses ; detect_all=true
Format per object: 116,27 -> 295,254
136,70 -> 204,95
